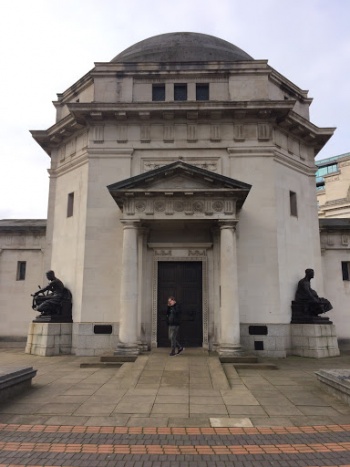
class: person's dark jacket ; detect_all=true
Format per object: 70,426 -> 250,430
166,303 -> 181,326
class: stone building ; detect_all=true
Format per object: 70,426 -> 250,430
0,33 -> 339,356
0,220 -> 46,341
317,152 -> 350,218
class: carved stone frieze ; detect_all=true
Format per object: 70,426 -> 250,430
188,249 -> 206,256
143,160 -> 218,173
124,197 -> 233,218
154,249 -> 172,256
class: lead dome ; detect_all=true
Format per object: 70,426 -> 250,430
112,32 -> 253,63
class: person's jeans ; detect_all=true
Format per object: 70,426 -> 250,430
168,325 -> 181,350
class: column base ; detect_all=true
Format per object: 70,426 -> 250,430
114,342 -> 140,357
218,344 -> 243,357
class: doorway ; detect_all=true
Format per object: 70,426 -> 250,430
157,261 -> 203,347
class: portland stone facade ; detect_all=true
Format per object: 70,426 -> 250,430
22,33 -> 336,356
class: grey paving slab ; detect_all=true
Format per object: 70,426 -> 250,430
1,347 -> 350,427
262,405 -> 304,416
190,404 -> 228,415
151,403 -> 189,415
37,402 -> 82,415
0,402 -> 44,414
155,395 -> 189,404
227,405 -> 267,416
190,396 -> 224,405
73,403 -> 116,416
114,401 -> 153,414
168,418 -> 210,426
297,405 -> 343,416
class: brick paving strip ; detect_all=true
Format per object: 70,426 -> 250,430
1,423 -> 350,466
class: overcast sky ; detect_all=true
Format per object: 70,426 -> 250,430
0,0 -> 349,219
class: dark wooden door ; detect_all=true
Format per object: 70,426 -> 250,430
157,261 -> 203,347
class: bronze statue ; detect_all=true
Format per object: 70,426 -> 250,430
31,270 -> 72,323
292,268 -> 333,324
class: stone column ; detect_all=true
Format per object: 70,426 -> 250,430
218,220 -> 241,356
115,220 -> 140,356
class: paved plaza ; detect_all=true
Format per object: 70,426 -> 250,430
1,346 -> 350,466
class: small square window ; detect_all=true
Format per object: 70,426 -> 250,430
290,191 -> 298,217
16,261 -> 26,281
174,84 -> 187,101
196,83 -> 209,101
342,262 -> 350,281
67,192 -> 74,217
152,84 -> 165,101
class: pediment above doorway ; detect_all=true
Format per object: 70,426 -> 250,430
107,161 -> 251,220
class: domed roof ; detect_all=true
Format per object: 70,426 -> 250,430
112,32 -> 253,63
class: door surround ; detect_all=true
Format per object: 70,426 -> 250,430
150,244 -> 210,349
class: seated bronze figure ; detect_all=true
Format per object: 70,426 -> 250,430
291,269 -> 333,324
31,270 -> 72,323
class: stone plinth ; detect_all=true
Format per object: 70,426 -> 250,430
291,324 -> 339,358
25,322 -> 72,356
0,367 -> 37,401
315,369 -> 350,405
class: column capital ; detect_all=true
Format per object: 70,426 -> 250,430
120,219 -> 141,229
218,220 -> 238,231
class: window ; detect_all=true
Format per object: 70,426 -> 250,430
174,84 -> 187,101
67,192 -> 74,217
196,83 -> 209,101
342,262 -> 350,281
152,84 -> 165,101
290,191 -> 298,217
16,261 -> 26,281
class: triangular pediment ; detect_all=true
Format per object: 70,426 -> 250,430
108,161 -> 250,191
107,161 -> 251,213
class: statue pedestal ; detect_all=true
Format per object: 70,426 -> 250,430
291,324 -> 339,358
25,322 -> 72,356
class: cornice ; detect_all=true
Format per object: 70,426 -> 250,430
92,60 -> 269,74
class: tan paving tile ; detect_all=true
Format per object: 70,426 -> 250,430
0,403 -> 44,414
155,395 -> 189,404
227,405 -> 267,416
190,396 -> 224,405
37,403 -> 82,415
297,405 -> 343,416
190,404 -> 228,415
74,404 -> 116,416
114,402 -> 153,414
151,403 -> 189,415
262,405 -> 304,416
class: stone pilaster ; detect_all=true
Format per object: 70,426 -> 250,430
115,220 -> 140,356
218,220 -> 241,356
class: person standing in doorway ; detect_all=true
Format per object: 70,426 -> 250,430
167,296 -> 184,356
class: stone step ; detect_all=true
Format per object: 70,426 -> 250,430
233,363 -> 278,370
80,362 -> 123,368
219,355 -> 258,364
100,353 -> 137,362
